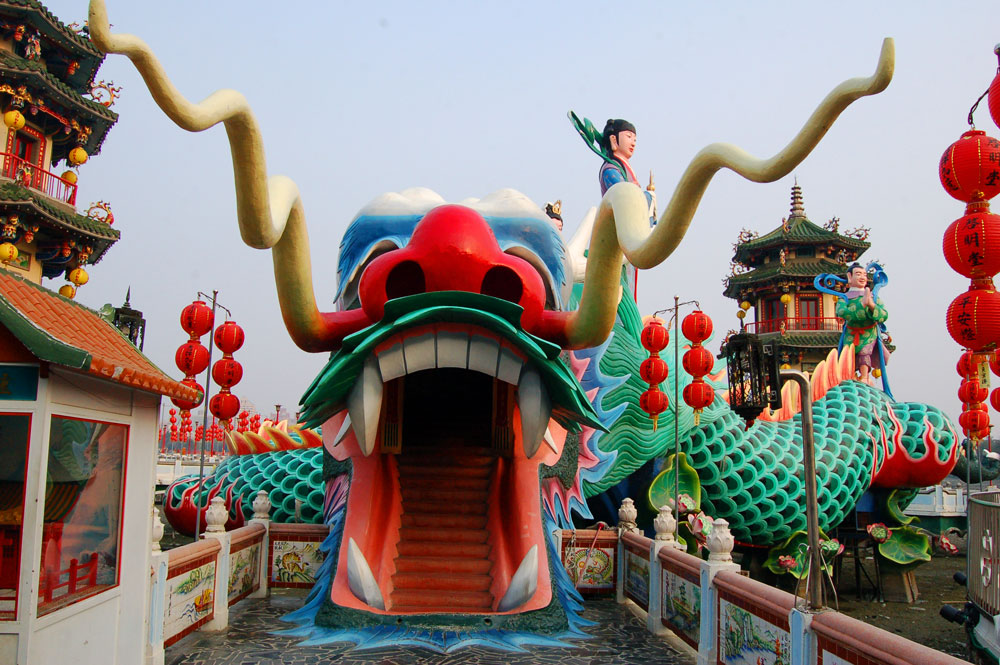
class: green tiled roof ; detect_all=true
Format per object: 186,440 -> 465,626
723,257 -> 846,297
0,181 -> 118,263
758,330 -> 843,349
0,49 -> 117,157
734,216 -> 869,262
0,0 -> 104,86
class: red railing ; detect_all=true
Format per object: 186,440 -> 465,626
38,552 -> 98,604
744,316 -> 844,334
0,152 -> 77,205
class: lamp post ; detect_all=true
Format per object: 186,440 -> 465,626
192,290 -> 232,540
780,369 -> 824,610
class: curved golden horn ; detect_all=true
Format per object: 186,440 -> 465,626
87,0 -> 370,352
555,38 -> 894,349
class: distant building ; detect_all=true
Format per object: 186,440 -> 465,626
723,184 -> 870,373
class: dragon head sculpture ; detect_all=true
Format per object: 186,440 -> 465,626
87,0 -> 896,647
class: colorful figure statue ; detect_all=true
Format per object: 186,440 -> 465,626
568,112 -> 656,222
836,263 -> 889,384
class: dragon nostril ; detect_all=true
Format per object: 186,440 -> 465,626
480,265 -> 523,303
385,260 -> 425,300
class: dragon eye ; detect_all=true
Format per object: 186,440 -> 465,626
480,265 -> 523,303
385,260 -> 425,300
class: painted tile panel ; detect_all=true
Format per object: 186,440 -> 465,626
718,598 -> 790,665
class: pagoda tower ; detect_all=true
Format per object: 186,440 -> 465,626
723,183 -> 871,372
0,4 -> 118,296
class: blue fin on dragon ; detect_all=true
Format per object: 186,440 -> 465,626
89,3 -> 953,650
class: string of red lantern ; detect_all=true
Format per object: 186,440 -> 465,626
209,320 -> 245,431
639,316 -> 670,431
940,73 -> 1000,443
681,310 -> 715,425
172,300 -> 211,412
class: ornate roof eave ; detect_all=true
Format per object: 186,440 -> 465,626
0,0 -> 103,80
0,52 -> 117,157
0,181 -> 118,263
757,331 -> 843,349
723,257 -> 849,298
733,221 -> 870,264
0,270 -> 199,401
723,273 -> 828,299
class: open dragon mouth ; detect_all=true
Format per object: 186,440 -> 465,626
300,292 -> 601,615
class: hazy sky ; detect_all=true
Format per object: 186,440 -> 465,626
39,1 -> 1000,427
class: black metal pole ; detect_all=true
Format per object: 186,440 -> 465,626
193,290 -> 218,540
781,369 -> 823,610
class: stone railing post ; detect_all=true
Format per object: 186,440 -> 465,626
249,490 -> 272,599
697,518 -> 741,665
646,504 -> 684,636
201,496 -> 231,631
146,504 -> 169,665
616,497 -> 639,604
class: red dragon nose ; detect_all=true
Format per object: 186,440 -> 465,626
357,205 -> 547,331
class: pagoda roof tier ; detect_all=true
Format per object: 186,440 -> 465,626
732,184 -> 870,266
734,216 -> 869,264
0,268 -> 198,401
0,49 -> 117,161
723,257 -> 846,298
759,331 -> 843,349
0,180 -> 118,262
0,0 -> 104,86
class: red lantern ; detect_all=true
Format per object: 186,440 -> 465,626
639,356 -> 668,385
946,285 -> 1000,352
682,346 -> 715,377
681,310 -> 713,344
989,55 -> 1000,134
175,341 -> 210,375
991,387 -> 1000,413
960,407 -> 990,433
959,378 -> 989,404
180,300 -> 214,338
212,357 -> 244,388
943,209 -> 1000,278
683,379 -> 715,409
170,378 -> 204,411
214,320 -> 245,354
209,391 -> 241,421
959,350 -> 978,378
639,386 -> 668,417
939,130 -> 1000,203
640,317 -> 669,354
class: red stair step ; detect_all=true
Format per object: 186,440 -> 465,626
401,513 -> 487,529
391,589 -> 492,610
393,556 -> 492,574
396,540 -> 490,558
398,527 -> 487,543
398,475 -> 489,490
404,500 -> 486,515
401,487 -> 489,503
392,572 -> 492,591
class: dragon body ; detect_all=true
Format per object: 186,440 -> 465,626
90,0 -> 951,647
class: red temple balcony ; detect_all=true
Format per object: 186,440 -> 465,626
0,152 -> 77,206
744,317 -> 844,334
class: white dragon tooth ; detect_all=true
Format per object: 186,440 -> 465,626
436,331 -> 470,369
496,545 -> 538,612
347,355 -> 383,457
334,413 -> 353,445
347,538 -> 386,610
517,367 -> 551,459
543,427 -> 558,454
468,336 -> 500,376
377,343 -> 406,381
496,346 -> 523,385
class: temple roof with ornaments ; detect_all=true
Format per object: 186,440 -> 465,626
723,183 -> 870,300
